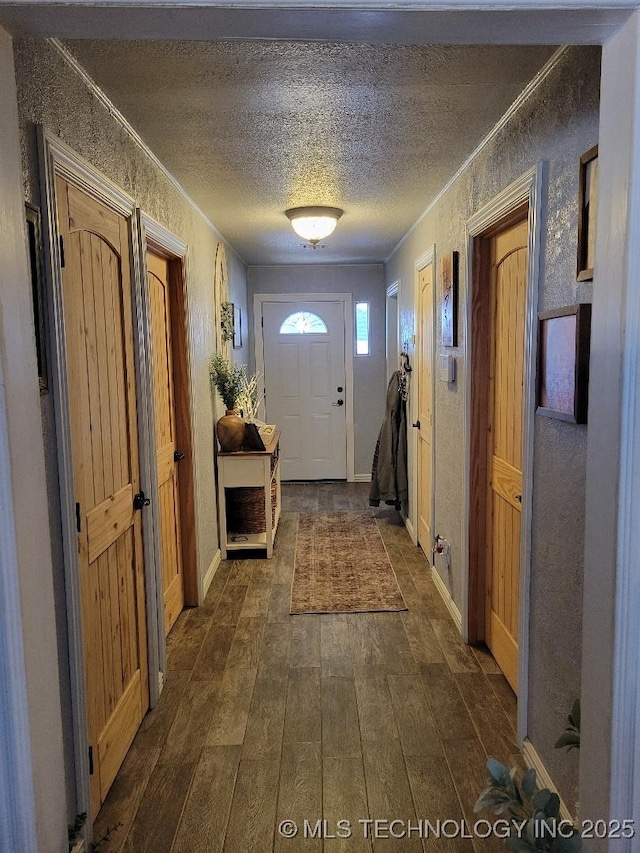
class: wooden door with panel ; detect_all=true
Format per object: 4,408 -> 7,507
146,249 -> 185,635
56,175 -> 149,815
485,217 -> 528,693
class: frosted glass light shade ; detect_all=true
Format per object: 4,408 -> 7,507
285,206 -> 343,245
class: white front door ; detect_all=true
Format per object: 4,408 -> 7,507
262,300 -> 347,480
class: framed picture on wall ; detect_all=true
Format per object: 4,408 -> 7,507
25,203 -> 48,394
536,303 -> 591,423
233,305 -> 242,349
440,251 -> 458,347
577,145 -> 598,282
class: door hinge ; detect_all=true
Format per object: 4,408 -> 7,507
261,316 -> 264,327
88,746 -> 94,775
75,502 -> 81,533
59,235 -> 65,268
133,490 -> 151,511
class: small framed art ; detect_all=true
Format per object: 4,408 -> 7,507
441,251 -> 458,347
537,303 -> 591,423
577,145 -> 598,282
233,305 -> 243,349
25,203 -> 48,394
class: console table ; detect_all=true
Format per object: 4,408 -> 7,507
216,429 -> 281,559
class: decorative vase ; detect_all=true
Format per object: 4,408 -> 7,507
217,410 -> 245,452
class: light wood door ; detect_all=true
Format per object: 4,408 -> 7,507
146,250 -> 185,635
262,300 -> 347,480
485,217 -> 528,692
56,176 -> 149,815
417,264 -> 434,554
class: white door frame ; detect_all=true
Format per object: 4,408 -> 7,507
0,363 -> 38,852
138,212 -> 199,675
409,247 -> 436,547
386,280 -> 400,385
461,163 -> 543,744
580,16 -> 640,839
38,128 -> 162,825
253,292 -> 355,482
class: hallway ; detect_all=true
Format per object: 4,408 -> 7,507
94,483 -> 520,852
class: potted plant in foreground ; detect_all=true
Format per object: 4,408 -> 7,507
210,352 -> 246,451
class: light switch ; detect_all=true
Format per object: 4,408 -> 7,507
439,355 -> 456,384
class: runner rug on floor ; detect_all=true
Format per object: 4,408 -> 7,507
290,511 -> 408,614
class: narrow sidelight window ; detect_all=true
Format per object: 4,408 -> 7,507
355,302 -> 370,355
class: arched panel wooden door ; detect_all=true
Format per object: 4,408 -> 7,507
56,176 -> 149,815
485,217 -> 528,692
146,250 -> 185,635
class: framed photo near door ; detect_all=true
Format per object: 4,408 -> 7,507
233,305 -> 242,349
25,203 -> 48,394
577,145 -> 598,282
440,251 -> 458,347
537,304 -> 591,423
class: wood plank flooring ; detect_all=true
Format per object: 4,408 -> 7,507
94,483 -> 520,852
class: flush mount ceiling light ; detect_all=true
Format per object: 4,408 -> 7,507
285,206 -> 344,248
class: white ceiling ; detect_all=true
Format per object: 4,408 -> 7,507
55,40 -> 557,262
0,2 -> 620,263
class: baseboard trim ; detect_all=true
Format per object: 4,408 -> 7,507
430,565 -> 463,632
202,550 -> 222,602
403,514 -> 416,544
353,474 -> 371,483
522,738 -> 573,822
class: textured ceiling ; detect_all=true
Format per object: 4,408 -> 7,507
63,40 -> 556,263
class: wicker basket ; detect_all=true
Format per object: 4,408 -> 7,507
225,477 -> 278,534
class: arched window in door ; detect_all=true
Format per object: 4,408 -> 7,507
279,311 -> 328,335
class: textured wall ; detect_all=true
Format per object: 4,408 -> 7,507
13,37 -> 247,819
14,36 -> 248,578
247,264 -> 386,479
385,46 -> 600,807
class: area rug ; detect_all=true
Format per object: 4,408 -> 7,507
290,511 -> 408,614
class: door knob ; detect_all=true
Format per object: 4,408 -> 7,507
332,399 -> 344,407
412,420 -> 421,429
174,450 -> 185,462
337,386 -> 343,392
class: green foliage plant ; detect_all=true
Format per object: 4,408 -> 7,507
220,301 -> 234,343
68,813 -> 122,852
474,759 -> 581,853
554,699 -> 580,752
209,352 -> 246,411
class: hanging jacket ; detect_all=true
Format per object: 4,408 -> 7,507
369,370 -> 408,510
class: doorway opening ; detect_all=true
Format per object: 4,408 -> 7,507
254,292 -> 355,482
469,208 -> 528,694
142,234 -> 199,627
464,165 -> 542,741
415,260 -> 435,559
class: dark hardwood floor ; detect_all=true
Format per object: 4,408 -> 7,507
94,482 -> 520,852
